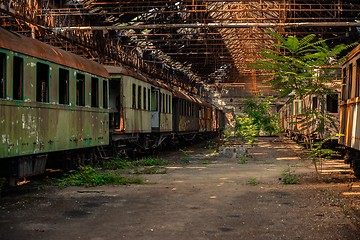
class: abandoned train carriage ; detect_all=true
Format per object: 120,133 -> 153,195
339,44 -> 360,177
172,90 -> 200,136
279,93 -> 339,142
0,28 -> 109,179
106,64 -> 172,151
106,64 -> 224,151
279,68 -> 341,143
0,27 -> 226,180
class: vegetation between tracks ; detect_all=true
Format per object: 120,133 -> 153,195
57,166 -> 143,188
57,157 -> 170,187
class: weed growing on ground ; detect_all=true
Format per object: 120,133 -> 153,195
57,166 -> 143,188
103,156 -> 134,170
103,156 -> 169,170
182,155 -> 190,164
247,178 -> 258,185
281,165 -> 299,184
135,157 -> 169,166
133,167 -> 167,174
238,156 -> 248,164
179,149 -> 191,164
202,160 -> 210,164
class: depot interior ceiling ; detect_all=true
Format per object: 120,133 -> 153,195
0,0 -> 359,98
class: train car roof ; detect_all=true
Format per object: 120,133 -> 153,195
104,64 -> 148,82
172,87 -> 212,107
345,43 -> 360,64
172,89 -> 194,102
0,28 -> 108,78
105,64 -> 174,93
193,95 -> 212,107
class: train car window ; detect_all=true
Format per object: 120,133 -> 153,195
161,93 -> 165,112
188,103 -> 191,116
312,96 -> 318,110
151,89 -> 158,111
91,77 -> 99,107
76,73 -> 85,106
342,68 -> 347,100
326,94 -> 339,113
59,68 -> 69,105
183,100 -> 186,116
187,101 -> 190,116
103,80 -> 108,109
0,52 -> 6,99
138,86 -> 142,109
348,64 -> 353,99
184,101 -> 186,116
184,100 -> 187,116
36,62 -> 50,103
179,100 -> 182,115
168,95 -> 170,113
357,59 -> 360,97
170,96 -> 172,114
13,56 -> 23,100
294,101 -> 302,115
132,84 -> 136,109
183,100 -> 185,116
165,94 -> 168,113
147,88 -> 150,110
143,88 -> 147,110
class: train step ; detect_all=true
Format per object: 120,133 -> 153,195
97,146 -> 110,160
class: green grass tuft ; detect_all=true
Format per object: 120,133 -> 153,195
57,166 -> 143,188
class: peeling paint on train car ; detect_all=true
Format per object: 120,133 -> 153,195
0,101 -> 109,158
121,75 -> 152,133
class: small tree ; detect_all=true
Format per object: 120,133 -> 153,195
254,31 -> 355,98
234,95 -> 280,144
252,30 -> 357,175
252,31 -> 357,142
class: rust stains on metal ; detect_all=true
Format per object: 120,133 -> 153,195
0,28 -> 108,78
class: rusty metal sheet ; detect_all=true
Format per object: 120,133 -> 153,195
0,28 -> 108,78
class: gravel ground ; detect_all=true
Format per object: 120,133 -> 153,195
0,136 -> 359,240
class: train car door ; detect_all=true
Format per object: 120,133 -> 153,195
151,87 -> 160,130
109,78 -> 124,131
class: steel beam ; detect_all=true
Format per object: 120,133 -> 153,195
52,22 -> 360,32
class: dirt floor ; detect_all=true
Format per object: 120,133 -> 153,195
1,136 -> 360,240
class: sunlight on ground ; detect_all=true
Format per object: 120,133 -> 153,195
251,152 -> 266,155
276,157 -> 301,161
342,192 -> 360,196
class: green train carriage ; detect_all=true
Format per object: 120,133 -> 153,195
106,65 -> 173,151
0,28 -> 109,179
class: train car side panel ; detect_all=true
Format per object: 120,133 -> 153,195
159,89 -> 172,132
122,75 -> 152,133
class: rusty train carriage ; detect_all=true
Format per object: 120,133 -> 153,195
339,44 -> 360,177
279,90 -> 340,143
0,28 -> 109,178
0,27 -> 225,180
106,64 -> 173,150
107,63 -> 223,151
172,90 -> 200,134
